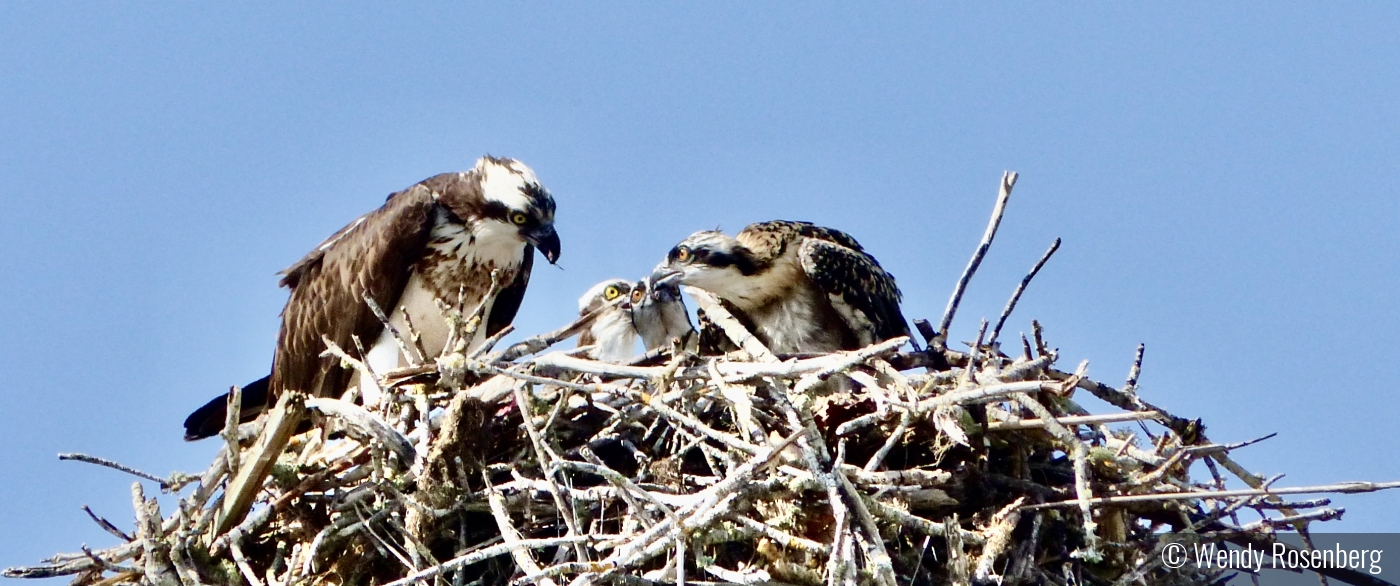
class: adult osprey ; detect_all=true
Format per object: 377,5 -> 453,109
184,155 -> 560,440
575,277 -> 694,363
651,220 -> 906,354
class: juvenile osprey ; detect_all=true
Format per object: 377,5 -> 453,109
575,276 -> 695,363
629,275 -> 695,351
651,220 -> 906,354
184,155 -> 560,440
576,278 -> 640,363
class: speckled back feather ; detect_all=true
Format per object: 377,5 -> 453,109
738,220 -> 908,346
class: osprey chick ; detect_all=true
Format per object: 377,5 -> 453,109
629,275 -> 695,352
651,220 -> 906,354
576,278 -> 640,363
575,276 -> 694,363
184,155 -> 560,440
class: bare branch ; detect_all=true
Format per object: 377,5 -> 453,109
988,237 -> 1060,347
938,171 -> 1018,341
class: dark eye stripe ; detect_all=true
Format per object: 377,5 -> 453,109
700,250 -> 758,276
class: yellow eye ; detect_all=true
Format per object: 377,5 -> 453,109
604,286 -> 621,300
675,246 -> 692,262
511,212 -> 529,225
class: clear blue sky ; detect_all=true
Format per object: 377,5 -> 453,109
3,3 -> 1398,573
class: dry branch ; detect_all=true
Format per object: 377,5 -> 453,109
937,171 -> 1018,342
10,171 -> 1397,586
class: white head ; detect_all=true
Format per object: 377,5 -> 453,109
459,156 -> 561,264
476,157 -> 544,210
630,276 -> 694,351
577,278 -> 640,363
578,278 -> 633,314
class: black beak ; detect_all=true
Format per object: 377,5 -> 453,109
527,227 -> 561,264
649,267 -> 682,288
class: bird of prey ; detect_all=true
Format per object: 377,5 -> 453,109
575,276 -> 695,363
651,220 -> 906,354
628,275 -> 695,352
183,155 -> 560,440
576,278 -> 641,363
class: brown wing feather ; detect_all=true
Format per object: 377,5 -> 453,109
270,184 -> 438,399
735,220 -> 866,263
797,237 -> 909,343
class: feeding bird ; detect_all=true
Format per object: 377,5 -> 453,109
651,220 -> 907,354
183,155 -> 560,441
575,276 -> 695,363
629,275 -> 695,352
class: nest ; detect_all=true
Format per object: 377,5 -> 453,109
8,172 -> 1396,586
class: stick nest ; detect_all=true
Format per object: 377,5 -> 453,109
8,173 -> 1389,586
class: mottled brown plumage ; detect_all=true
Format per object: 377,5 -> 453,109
184,156 -> 559,440
652,220 -> 906,354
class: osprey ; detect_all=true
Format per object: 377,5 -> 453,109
651,220 -> 906,354
575,276 -> 694,363
629,275 -> 695,351
576,278 -> 640,363
184,155 -> 560,440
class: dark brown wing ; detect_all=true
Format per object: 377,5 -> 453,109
797,234 -> 909,344
269,182 -> 439,399
739,220 -> 904,342
487,244 -> 534,337
182,375 -> 270,441
786,221 -> 865,251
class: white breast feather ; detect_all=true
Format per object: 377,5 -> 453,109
356,211 -> 526,401
462,218 -> 527,268
590,310 -> 639,363
635,298 -> 693,351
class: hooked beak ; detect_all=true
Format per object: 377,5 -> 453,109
649,267 -> 683,289
526,226 -> 561,264
650,274 -> 684,301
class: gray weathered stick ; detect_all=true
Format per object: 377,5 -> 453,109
988,237 -> 1060,347
1022,480 -> 1400,510
683,286 -> 777,363
58,453 -> 169,488
214,391 -> 305,539
938,171 -> 1018,340
305,397 -> 415,467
